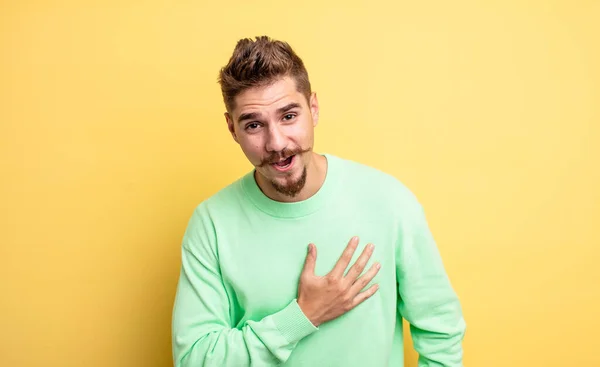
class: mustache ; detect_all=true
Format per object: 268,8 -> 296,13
259,147 -> 311,167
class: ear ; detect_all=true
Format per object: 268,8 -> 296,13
225,112 -> 239,144
309,92 -> 319,127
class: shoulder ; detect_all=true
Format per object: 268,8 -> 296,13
182,175 -> 246,242
192,174 -> 247,216
328,154 -> 421,207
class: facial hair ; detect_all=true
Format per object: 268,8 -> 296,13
270,165 -> 307,198
258,146 -> 311,198
257,147 -> 310,168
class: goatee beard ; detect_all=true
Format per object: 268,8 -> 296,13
271,166 -> 307,198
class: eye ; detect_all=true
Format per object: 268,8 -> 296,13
245,122 -> 260,130
283,113 -> 296,121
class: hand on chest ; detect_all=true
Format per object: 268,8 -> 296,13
219,220 -> 394,316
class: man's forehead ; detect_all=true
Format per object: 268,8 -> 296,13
234,87 -> 304,118
237,96 -> 300,112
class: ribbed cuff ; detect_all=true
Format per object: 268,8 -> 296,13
271,299 -> 318,344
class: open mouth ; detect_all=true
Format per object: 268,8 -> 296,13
272,155 -> 295,172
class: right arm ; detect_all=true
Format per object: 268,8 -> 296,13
171,205 -> 318,367
171,205 -> 381,366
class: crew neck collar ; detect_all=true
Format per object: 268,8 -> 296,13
241,153 -> 337,218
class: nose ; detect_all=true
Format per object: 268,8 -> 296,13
265,124 -> 287,153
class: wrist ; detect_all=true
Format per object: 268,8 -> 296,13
297,298 -> 320,327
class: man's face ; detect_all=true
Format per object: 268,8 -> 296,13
225,76 -> 319,198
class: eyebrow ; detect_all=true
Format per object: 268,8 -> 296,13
237,102 -> 302,124
277,102 -> 301,114
237,112 -> 261,124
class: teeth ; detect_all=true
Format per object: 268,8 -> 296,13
274,156 -> 292,167
275,157 -> 291,164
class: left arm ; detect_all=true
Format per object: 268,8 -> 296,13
395,201 -> 466,367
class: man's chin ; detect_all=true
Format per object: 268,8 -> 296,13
270,166 -> 307,198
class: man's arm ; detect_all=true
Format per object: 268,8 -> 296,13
395,200 -> 466,367
171,204 -> 317,367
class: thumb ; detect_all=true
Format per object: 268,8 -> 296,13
302,243 -> 317,275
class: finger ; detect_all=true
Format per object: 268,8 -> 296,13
302,243 -> 317,275
351,283 -> 379,308
344,243 -> 375,281
349,261 -> 381,295
330,236 -> 360,278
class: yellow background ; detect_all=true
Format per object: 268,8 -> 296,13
1,0 -> 599,366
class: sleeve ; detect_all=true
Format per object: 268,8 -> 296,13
171,204 -> 318,367
395,200 -> 467,367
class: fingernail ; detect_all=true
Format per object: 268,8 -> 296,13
369,243 -> 374,251
376,262 -> 381,269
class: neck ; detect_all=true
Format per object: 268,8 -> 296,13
255,152 -> 327,203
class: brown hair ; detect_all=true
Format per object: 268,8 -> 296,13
218,36 -> 312,113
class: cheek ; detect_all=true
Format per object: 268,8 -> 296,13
297,129 -> 313,147
239,139 -> 264,160
289,124 -> 311,143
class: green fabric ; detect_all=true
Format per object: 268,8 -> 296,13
172,153 -> 466,366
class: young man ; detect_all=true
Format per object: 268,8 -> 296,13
171,36 -> 466,366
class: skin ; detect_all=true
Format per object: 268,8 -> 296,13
225,76 -> 327,202
298,238 -> 381,327
224,75 -> 380,326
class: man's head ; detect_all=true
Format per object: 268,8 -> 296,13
218,36 -> 320,199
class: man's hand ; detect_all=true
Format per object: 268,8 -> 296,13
297,236 -> 381,327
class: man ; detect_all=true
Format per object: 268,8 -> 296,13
171,36 -> 466,366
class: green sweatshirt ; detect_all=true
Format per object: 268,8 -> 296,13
171,153 -> 466,366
